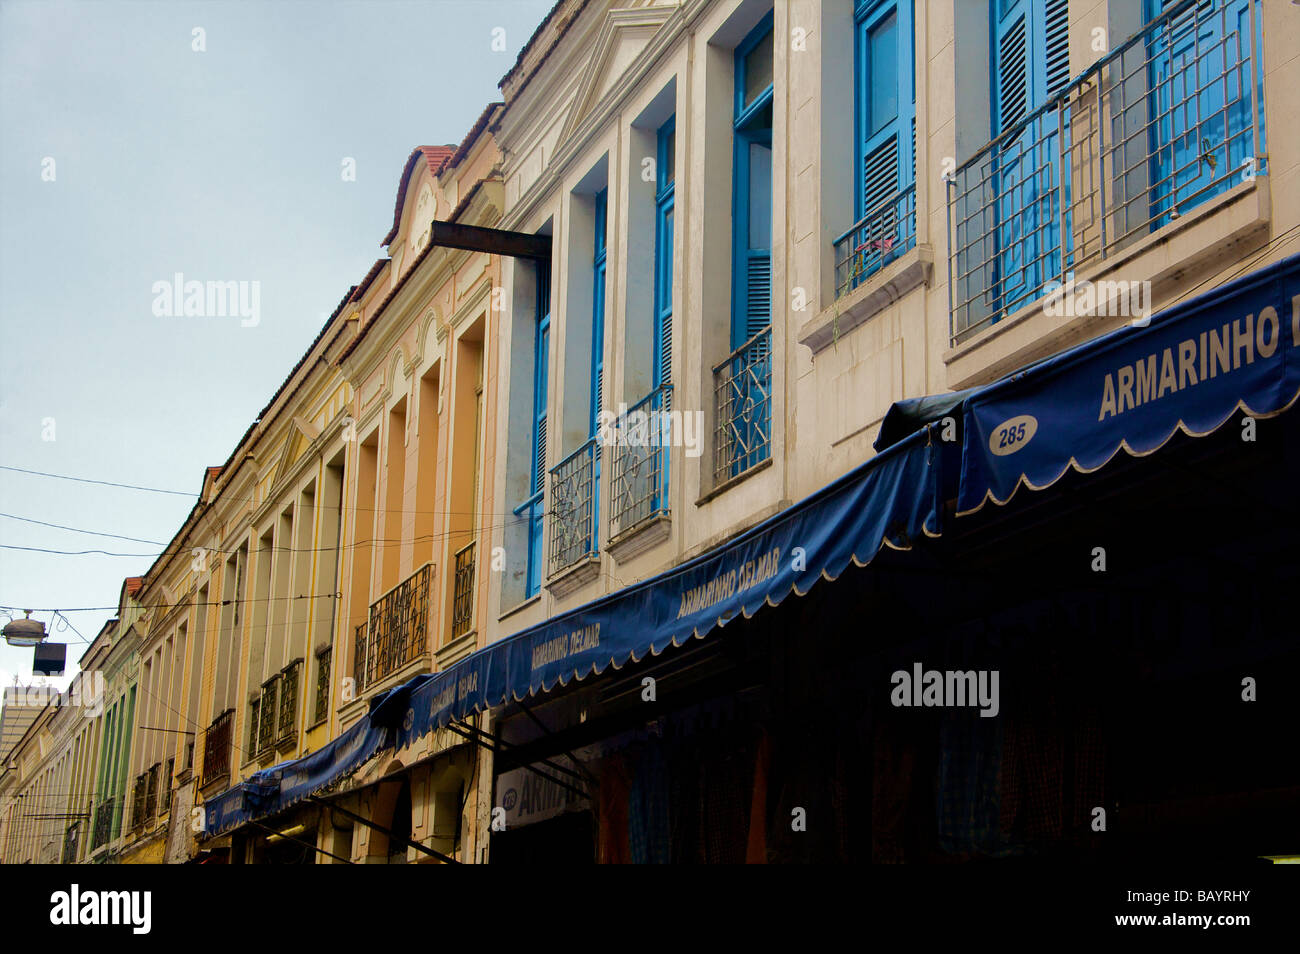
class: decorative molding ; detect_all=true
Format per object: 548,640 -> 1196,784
546,554 -> 601,598
799,245 -> 933,355
606,513 -> 671,564
560,5 -> 679,145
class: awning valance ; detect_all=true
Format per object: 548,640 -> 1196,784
392,425 -> 943,749
956,254 -> 1300,515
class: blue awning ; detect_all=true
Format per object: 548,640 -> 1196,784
956,254 -> 1300,515
203,715 -> 391,838
391,425 -> 943,749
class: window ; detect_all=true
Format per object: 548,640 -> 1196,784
714,13 -> 775,483
856,0 -> 914,219
313,646 -> 331,723
591,190 -> 608,434
654,118 -> 675,391
525,263 -> 551,597
991,0 -> 1070,314
731,12 -> 774,351
837,0 -> 917,293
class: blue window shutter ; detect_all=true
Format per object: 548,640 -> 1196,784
732,18 -> 774,351
995,6 -> 1029,134
1045,0 -> 1070,99
654,118 -> 675,389
745,253 -> 771,341
591,189 -> 607,434
534,327 -> 548,492
856,1 -> 915,218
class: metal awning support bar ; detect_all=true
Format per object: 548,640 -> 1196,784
443,721 -> 588,800
514,698 -> 597,787
249,819 -> 353,864
305,794 -> 460,864
429,222 -> 551,260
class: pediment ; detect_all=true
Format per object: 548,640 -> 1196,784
560,4 -> 677,143
271,416 -> 322,488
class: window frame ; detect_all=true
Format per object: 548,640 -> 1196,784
731,11 -> 775,351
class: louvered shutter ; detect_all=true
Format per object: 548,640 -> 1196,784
1045,0 -> 1070,99
996,10 -> 1029,134
745,253 -> 771,342
533,323 -> 548,494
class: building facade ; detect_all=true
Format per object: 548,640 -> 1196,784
4,0 -> 1296,864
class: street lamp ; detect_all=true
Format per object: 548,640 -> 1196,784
2,611 -> 47,647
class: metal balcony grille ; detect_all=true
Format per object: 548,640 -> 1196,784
201,708 -> 233,787
62,821 -> 80,863
258,675 -> 280,754
131,774 -> 148,833
160,758 -> 174,814
713,329 -> 772,483
609,385 -> 672,538
452,542 -> 476,638
278,659 -> 301,744
314,647 -> 331,723
549,439 -> 599,574
91,798 -> 116,849
144,762 -> 159,819
354,563 -> 433,692
834,183 -> 917,299
247,696 -> 262,754
948,0 -> 1264,344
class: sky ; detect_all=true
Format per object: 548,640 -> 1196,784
0,0 -> 555,690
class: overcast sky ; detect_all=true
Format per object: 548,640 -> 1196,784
0,0 -> 554,689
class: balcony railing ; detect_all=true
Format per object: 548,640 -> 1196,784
948,0 -> 1264,344
201,708 -> 234,788
91,798 -> 116,850
609,385 -> 672,539
452,542 -> 476,638
549,439 -> 599,574
713,329 -> 772,483
62,821 -> 80,864
277,659 -> 301,745
834,183 -> 917,300
131,774 -> 148,833
314,647 -> 331,723
258,674 -> 281,755
354,562 -> 433,693
160,758 -> 174,814
247,695 -> 262,756
144,762 -> 160,819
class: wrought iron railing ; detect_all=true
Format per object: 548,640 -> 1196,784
277,659 -> 301,744
131,773 -> 148,833
549,439 -> 599,573
314,647 -> 331,723
352,623 -> 367,691
834,183 -> 917,299
201,708 -> 234,787
160,758 -> 174,814
91,798 -> 116,850
452,542 -> 476,638
62,821 -> 80,863
246,695 -> 261,756
948,0 -> 1264,343
258,674 -> 280,754
713,329 -> 772,483
609,385 -> 672,538
144,762 -> 160,819
354,562 -> 433,692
